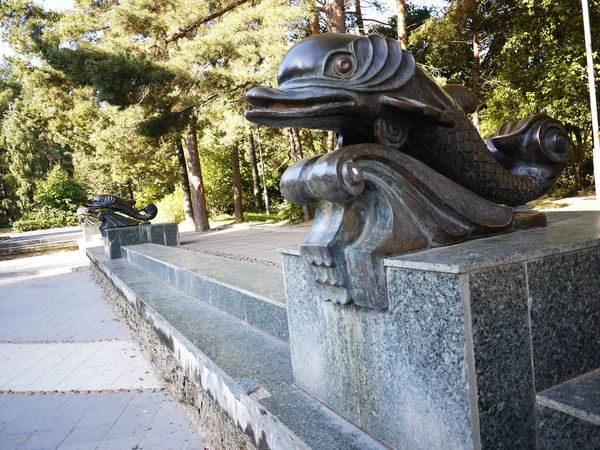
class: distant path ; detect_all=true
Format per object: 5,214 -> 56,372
0,252 -> 205,449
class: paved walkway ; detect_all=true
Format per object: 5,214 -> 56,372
0,252 -> 205,449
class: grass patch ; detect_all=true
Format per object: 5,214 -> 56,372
527,198 -> 569,210
210,212 -> 283,224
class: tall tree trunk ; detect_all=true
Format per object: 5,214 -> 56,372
354,0 -> 365,35
324,0 -> 346,33
472,31 -> 480,128
309,0 -> 320,35
246,128 -> 263,210
127,180 -> 134,200
231,143 -> 244,223
287,128 -> 313,222
184,126 -> 210,232
397,0 -> 408,49
327,131 -> 337,152
176,138 -> 195,224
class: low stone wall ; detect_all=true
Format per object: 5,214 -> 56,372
91,264 -> 256,450
0,241 -> 79,260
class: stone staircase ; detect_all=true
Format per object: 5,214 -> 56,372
88,214 -> 600,449
0,229 -> 81,259
87,243 -> 385,450
537,369 -> 600,449
121,243 -> 289,341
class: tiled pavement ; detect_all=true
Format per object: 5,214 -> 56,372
0,253 -> 205,450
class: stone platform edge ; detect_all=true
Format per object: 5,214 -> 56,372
86,248 -> 307,450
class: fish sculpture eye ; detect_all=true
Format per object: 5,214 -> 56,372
326,52 -> 356,78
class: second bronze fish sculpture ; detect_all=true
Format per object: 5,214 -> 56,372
246,34 -> 570,206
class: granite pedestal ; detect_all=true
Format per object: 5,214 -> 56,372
281,211 -> 600,450
104,223 -> 179,259
81,224 -> 101,242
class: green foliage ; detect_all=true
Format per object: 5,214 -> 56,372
154,186 -> 186,224
1,0 -> 596,228
34,166 -> 88,211
10,167 -> 86,231
210,211 -> 281,223
275,199 -> 304,224
12,206 -> 79,232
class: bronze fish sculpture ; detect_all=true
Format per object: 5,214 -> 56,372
87,195 -> 158,235
246,34 -> 570,206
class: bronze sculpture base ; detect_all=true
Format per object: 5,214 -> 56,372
281,144 -> 548,309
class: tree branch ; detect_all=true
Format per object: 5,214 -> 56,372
165,0 -> 250,44
362,18 -> 391,26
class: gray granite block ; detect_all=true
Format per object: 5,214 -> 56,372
86,246 -> 387,450
385,211 -> 600,273
357,269 -> 473,450
537,369 -> 600,425
121,244 -> 289,342
284,252 -> 478,449
149,224 -> 165,245
82,225 -> 101,242
104,223 -> 178,259
245,296 -> 289,342
283,255 -> 361,426
527,247 -> 600,392
123,243 -> 285,302
537,404 -> 600,450
469,264 -> 536,449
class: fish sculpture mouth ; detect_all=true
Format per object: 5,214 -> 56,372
246,86 -> 358,129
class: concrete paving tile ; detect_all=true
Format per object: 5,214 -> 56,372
95,436 -> 141,450
0,345 -> 84,391
57,444 -> 100,450
59,423 -> 113,447
128,393 -> 164,406
84,393 -> 133,411
0,341 -> 156,392
0,396 -> 13,408
0,431 -> 32,450
75,395 -> 133,429
0,254 -> 205,450
74,407 -> 124,430
0,396 -> 40,422
18,428 -> 72,450
58,444 -> 101,450
37,396 -> 98,431
0,272 -> 129,341
1,396 -> 68,434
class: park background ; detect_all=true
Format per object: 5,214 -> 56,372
0,0 -> 597,232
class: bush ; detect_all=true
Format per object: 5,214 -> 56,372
154,186 -> 186,224
34,167 -> 88,212
276,200 -> 305,224
12,207 -> 79,232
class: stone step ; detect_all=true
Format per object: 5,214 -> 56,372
87,246 -> 384,450
120,243 -> 289,342
0,239 -> 80,259
537,369 -> 600,449
0,232 -> 81,250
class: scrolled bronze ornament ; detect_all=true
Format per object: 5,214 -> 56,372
86,195 -> 158,236
246,33 -> 571,309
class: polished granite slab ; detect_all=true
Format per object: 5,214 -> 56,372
538,369 -> 600,424
87,247 -> 386,450
123,243 -> 285,303
283,211 -> 600,449
104,223 -> 179,259
385,211 -> 600,273
120,244 -> 288,341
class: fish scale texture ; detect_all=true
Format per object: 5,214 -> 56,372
416,111 -> 544,206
